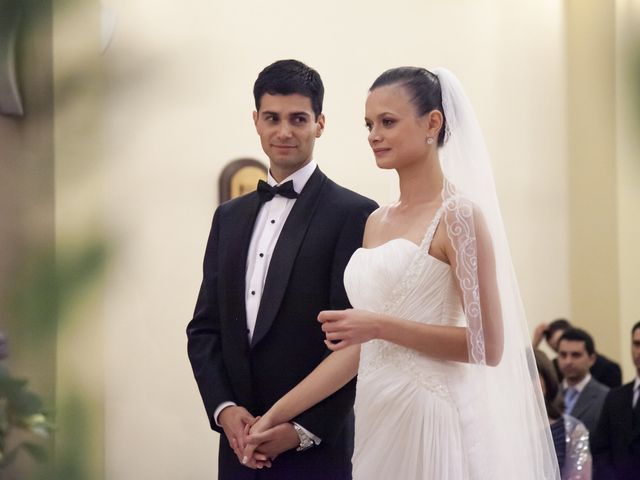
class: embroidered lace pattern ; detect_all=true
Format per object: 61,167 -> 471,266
442,180 -> 485,364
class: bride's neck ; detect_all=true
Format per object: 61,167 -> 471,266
396,154 -> 444,206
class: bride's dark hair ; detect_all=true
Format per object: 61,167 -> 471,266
370,67 -> 447,146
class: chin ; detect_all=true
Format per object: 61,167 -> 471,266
272,157 -> 305,169
375,159 -> 396,170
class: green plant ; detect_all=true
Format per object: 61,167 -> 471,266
0,335 -> 54,470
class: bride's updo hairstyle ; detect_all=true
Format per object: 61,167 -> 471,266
370,67 -> 448,146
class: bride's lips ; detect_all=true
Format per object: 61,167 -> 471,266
372,147 -> 391,156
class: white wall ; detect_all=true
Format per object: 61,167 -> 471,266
99,1 -> 569,478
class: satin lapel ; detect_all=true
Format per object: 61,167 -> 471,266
223,193 -> 262,348
251,168 -> 327,348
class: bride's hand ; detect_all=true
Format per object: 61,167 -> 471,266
318,309 -> 381,350
241,415 -> 274,469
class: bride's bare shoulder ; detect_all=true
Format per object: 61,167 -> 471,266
365,203 -> 398,229
362,205 -> 392,247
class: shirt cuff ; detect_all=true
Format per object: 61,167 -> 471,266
292,422 -> 322,445
214,401 -> 237,427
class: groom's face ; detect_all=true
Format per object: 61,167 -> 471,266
253,93 -> 324,182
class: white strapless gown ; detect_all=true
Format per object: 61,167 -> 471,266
344,208 -> 476,480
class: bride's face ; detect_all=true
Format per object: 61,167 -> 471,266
364,84 -> 432,170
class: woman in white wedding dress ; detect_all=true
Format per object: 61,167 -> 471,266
243,67 -> 560,479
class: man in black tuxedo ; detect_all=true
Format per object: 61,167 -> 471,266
187,59 -> 377,480
591,321 -> 640,480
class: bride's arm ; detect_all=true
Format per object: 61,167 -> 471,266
321,310 -> 470,362
262,345 -> 360,428
323,206 -> 504,366
242,345 -> 360,465
259,210 -> 380,427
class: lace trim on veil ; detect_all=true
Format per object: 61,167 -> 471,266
442,180 -> 485,365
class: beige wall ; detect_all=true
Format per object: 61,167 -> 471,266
615,0 -> 640,378
566,0 -> 620,370
95,1 -> 570,478
565,0 -> 640,379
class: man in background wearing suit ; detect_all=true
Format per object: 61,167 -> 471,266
186,59 -> 377,479
591,321 -> 640,480
558,328 -> 610,434
533,318 -> 622,388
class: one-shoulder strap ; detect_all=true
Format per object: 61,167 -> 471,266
419,199 -> 450,251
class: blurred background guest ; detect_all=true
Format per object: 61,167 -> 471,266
590,321 -> 640,480
534,319 -> 622,388
535,349 -> 591,479
557,328 -> 610,433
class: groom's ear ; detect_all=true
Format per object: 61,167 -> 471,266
253,110 -> 259,127
315,113 -> 325,138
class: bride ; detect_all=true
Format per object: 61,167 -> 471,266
243,67 -> 560,479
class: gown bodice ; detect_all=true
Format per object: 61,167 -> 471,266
343,208 -> 466,381
340,201 -> 477,479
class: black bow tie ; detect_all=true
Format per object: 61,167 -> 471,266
257,179 -> 298,202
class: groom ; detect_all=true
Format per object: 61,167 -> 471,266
186,59 -> 377,479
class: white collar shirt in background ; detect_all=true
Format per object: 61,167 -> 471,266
562,372 -> 592,395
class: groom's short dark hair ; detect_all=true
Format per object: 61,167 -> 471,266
253,59 -> 324,119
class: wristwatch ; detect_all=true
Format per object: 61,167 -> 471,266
292,423 -> 315,452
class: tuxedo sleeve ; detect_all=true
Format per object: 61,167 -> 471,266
292,199 -> 377,443
186,208 -> 234,434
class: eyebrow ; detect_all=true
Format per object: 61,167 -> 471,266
261,110 -> 311,117
364,112 -> 397,121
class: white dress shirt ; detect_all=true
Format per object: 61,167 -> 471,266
562,372 -> 593,395
244,160 -> 317,342
633,377 -> 640,408
215,160 -> 320,444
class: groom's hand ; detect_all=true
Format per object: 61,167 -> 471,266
218,406 -> 255,464
244,422 -> 299,467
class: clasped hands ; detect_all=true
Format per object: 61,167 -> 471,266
222,309 -> 380,468
219,406 -> 296,470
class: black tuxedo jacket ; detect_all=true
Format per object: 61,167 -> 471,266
591,382 -> 640,480
187,167 -> 377,479
591,353 -> 623,388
